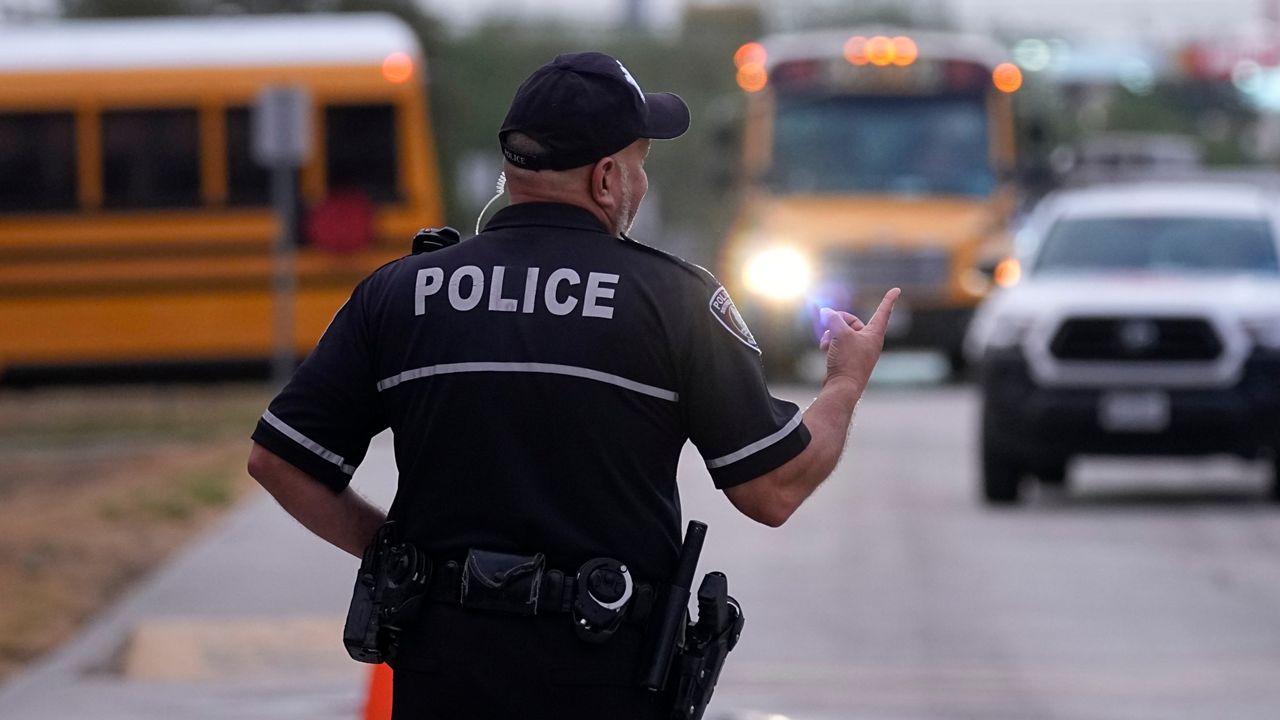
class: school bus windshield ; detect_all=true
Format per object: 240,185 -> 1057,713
768,93 -> 995,197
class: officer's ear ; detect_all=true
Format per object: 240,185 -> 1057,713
590,155 -> 620,212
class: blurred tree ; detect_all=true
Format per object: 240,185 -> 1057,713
772,0 -> 957,33
0,0 -> 60,20
61,0 -> 443,45
1107,81 -> 1256,164
61,0 -> 193,16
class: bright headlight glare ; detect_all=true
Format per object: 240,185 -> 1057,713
743,247 -> 813,300
1243,317 -> 1280,349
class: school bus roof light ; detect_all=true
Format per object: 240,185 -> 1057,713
382,51 -> 414,84
737,62 -> 768,93
734,42 -> 767,69
867,36 -> 895,66
851,35 -> 916,68
843,35 -> 869,66
891,36 -> 918,66
993,62 -> 1023,93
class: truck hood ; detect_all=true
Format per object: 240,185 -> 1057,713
743,195 -> 1001,249
988,273 -> 1280,317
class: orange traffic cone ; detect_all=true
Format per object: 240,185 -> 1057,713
363,663 -> 394,720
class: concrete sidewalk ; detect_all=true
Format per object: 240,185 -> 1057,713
0,433 -> 399,720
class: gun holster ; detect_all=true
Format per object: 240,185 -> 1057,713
667,572 -> 745,720
343,522 -> 431,664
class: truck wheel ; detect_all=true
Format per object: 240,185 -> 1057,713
1036,460 -> 1068,487
982,437 -> 1023,505
946,348 -> 969,377
1268,452 -> 1280,503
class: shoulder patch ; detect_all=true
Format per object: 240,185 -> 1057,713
709,286 -> 760,353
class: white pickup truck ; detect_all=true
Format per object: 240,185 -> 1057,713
965,182 -> 1280,504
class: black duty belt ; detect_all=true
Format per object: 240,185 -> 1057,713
426,557 -> 658,626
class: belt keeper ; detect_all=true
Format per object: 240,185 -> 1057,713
542,569 -> 566,613
428,556 -> 653,624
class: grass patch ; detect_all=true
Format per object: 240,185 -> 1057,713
98,457 -> 243,523
0,384 -> 271,452
0,384 -> 268,682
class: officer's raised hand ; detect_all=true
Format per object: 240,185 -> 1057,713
818,288 -> 900,394
723,288 -> 901,528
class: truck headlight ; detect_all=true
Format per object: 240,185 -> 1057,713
984,314 -> 1035,349
1243,317 -> 1280,349
743,246 -> 813,301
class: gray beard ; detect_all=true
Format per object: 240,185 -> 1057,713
616,164 -> 637,236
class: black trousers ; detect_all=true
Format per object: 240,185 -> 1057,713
389,604 -> 669,720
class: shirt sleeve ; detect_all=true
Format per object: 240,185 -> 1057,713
250,279 -> 387,492
681,282 -> 811,489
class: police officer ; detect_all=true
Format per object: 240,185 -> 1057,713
247,51 -> 898,720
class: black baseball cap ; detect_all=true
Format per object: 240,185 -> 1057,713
499,51 -> 690,171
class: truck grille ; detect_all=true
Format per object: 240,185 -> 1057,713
821,247 -> 950,292
1050,317 -> 1222,361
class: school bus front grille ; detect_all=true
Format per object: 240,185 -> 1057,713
820,247 -> 951,293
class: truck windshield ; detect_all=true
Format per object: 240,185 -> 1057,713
768,94 -> 995,197
1036,216 -> 1280,275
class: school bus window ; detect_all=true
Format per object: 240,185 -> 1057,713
225,107 -> 271,206
102,108 -> 200,209
325,104 -> 399,202
0,112 -> 77,213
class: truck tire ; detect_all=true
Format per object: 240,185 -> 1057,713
1036,460 -> 1068,487
1268,452 -> 1280,503
946,347 -> 969,378
981,435 -> 1023,505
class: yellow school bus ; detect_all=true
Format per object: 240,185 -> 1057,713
0,13 -> 443,376
724,28 -> 1020,373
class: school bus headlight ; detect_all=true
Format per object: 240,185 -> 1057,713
743,247 -> 813,301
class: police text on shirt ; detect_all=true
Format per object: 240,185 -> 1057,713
415,266 -> 619,319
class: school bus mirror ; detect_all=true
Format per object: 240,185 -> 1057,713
705,106 -> 744,194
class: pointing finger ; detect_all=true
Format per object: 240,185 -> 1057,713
864,288 -> 901,336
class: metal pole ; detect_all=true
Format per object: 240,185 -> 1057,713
271,165 -> 297,388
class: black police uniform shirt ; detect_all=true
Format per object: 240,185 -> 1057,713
251,202 -> 810,583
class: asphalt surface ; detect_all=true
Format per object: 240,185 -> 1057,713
3,358 -> 1280,719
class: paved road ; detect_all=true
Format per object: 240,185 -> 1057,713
700,382 -> 1280,720
3,369 -> 1280,719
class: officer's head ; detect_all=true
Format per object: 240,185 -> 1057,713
498,52 -> 690,237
